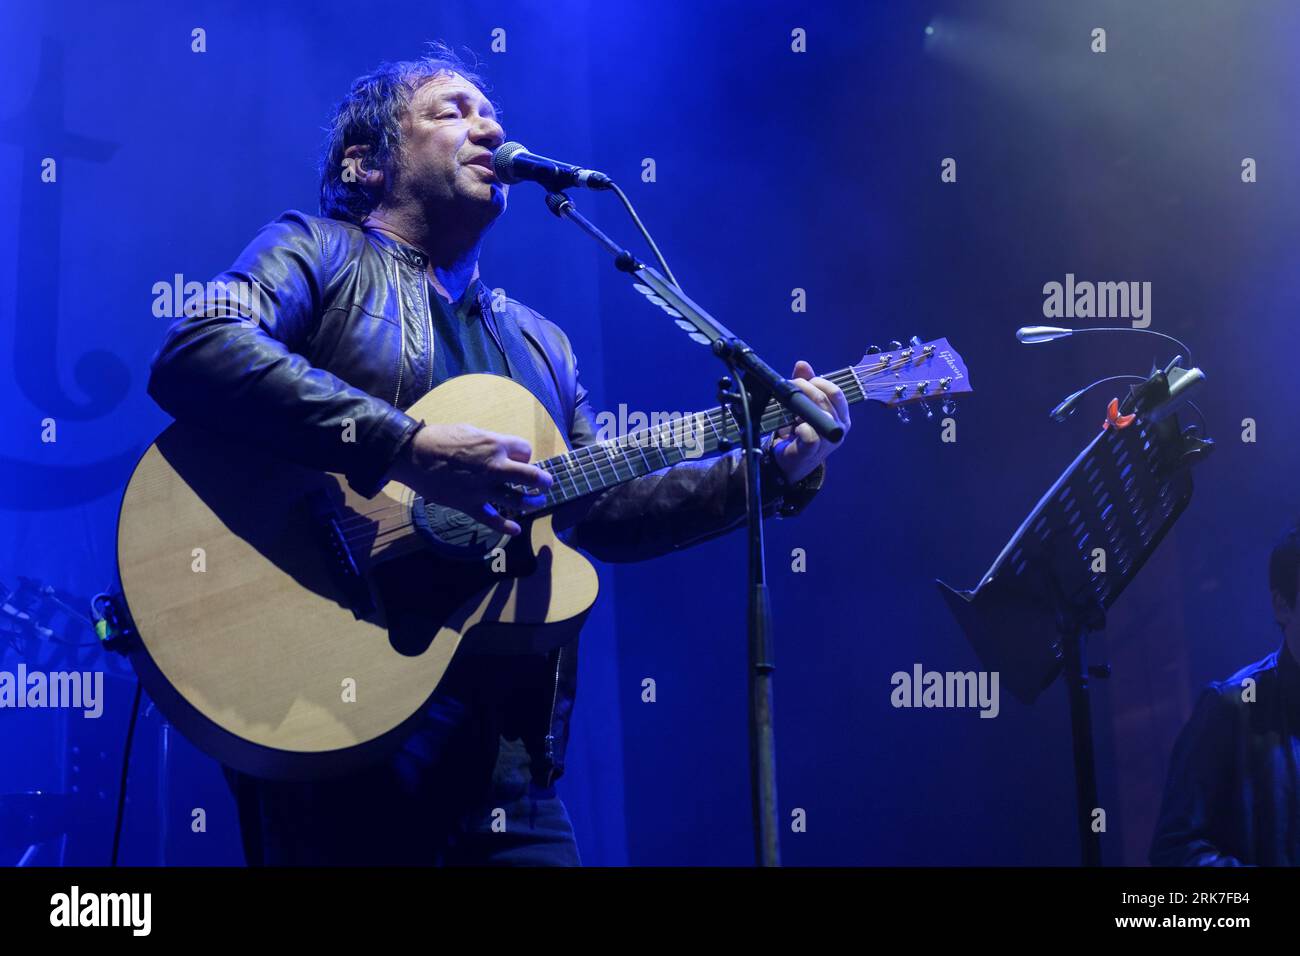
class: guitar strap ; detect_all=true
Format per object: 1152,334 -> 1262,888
478,286 -> 571,449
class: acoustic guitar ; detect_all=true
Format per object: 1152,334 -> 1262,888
115,338 -> 971,778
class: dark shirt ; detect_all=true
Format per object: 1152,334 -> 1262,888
429,278 -> 508,382
223,275 -> 565,865
421,277 -> 552,747
1150,642 -> 1300,866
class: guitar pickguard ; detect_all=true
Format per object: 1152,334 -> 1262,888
412,499 -> 511,561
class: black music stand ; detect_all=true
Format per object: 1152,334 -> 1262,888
936,365 -> 1211,865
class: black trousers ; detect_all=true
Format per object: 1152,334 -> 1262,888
222,655 -> 581,866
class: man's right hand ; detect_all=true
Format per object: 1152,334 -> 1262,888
384,423 -> 553,537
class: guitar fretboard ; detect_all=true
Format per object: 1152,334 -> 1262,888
526,344 -> 958,513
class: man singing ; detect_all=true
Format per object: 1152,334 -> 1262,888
145,43 -> 849,865
1150,520 -> 1300,866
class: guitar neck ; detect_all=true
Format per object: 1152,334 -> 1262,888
530,340 -> 966,512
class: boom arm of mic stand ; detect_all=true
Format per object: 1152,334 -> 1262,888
544,192 -> 844,443
544,189 -> 834,867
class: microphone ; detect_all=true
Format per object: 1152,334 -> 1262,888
492,142 -> 612,191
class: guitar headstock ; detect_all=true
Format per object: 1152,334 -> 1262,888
853,337 -> 973,422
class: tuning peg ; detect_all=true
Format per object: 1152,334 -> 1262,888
865,344 -> 882,355
919,400 -> 934,420
941,398 -> 958,416
909,335 -> 923,347
888,340 -> 903,350
896,405 -> 911,423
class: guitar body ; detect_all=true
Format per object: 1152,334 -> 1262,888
114,337 -> 972,781
115,374 -> 598,780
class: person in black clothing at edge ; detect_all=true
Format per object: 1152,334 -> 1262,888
1150,519 -> 1300,866
144,43 -> 850,865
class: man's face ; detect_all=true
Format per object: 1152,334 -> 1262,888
395,72 -> 507,224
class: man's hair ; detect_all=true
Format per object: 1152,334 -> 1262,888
319,42 -> 495,224
1269,518 -> 1300,609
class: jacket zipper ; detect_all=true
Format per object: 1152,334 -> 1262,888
543,645 -> 563,781
420,267 -> 435,395
480,286 -> 507,359
390,254 -> 405,408
480,284 -> 562,779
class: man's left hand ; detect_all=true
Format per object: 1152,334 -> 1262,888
771,360 -> 850,484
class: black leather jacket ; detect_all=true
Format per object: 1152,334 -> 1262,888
1149,644 -> 1300,866
146,209 -> 823,784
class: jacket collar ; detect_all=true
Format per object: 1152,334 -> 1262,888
362,222 -> 490,309
363,223 -> 429,270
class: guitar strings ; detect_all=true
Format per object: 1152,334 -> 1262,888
334,380 -> 921,543
331,354 -> 957,542
333,375 -> 869,539
331,361 -> 951,542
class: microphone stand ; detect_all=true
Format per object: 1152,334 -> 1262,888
543,191 -> 842,866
